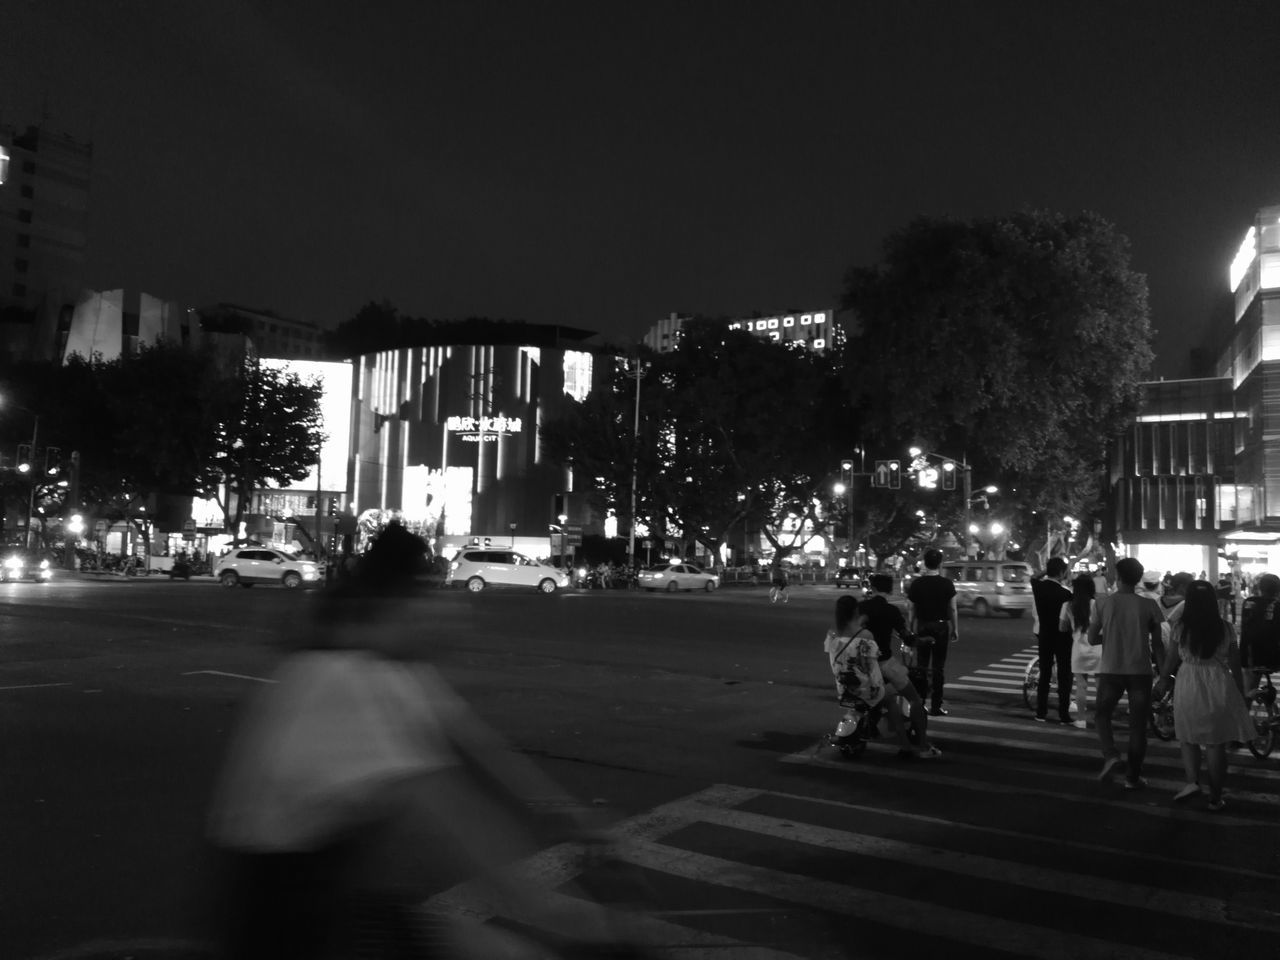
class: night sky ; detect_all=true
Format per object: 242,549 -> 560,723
4,0 -> 1279,375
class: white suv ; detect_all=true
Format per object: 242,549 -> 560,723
216,547 -> 321,589
446,549 -> 569,593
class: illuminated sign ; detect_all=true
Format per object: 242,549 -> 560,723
0,145 -> 9,185
262,359 -> 354,492
727,311 -> 829,351
446,415 -> 523,434
1230,226 -> 1257,292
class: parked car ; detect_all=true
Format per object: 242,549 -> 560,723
637,562 -> 719,593
216,547 -> 322,589
1,550 -> 54,583
445,548 -> 569,593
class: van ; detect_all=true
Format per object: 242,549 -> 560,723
941,560 -> 1034,617
446,548 -> 570,593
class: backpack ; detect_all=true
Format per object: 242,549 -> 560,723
832,633 -> 885,707
1241,597 -> 1280,670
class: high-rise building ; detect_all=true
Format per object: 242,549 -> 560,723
1112,204 -> 1280,577
0,123 -> 92,363
643,308 -> 844,354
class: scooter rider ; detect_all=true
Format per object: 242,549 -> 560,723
861,573 -> 940,758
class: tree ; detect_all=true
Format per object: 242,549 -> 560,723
199,357 -> 325,538
542,322 -> 855,560
842,210 -> 1153,552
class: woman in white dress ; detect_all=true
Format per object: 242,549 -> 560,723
1155,579 -> 1256,812
1059,573 -> 1099,728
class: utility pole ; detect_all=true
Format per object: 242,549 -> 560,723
25,414 -> 39,550
962,460 -> 973,559
63,451 -> 80,570
627,355 -> 645,568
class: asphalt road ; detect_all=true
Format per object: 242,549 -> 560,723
2,577 -> 1277,960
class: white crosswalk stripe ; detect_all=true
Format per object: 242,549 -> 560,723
947,644 -> 1038,695
424,709 -> 1280,958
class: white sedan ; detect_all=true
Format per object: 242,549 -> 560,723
638,562 -> 719,593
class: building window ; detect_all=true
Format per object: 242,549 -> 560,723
11,283 -> 27,297
16,234 -> 30,248
20,184 -> 33,199
14,258 -> 28,274
22,160 -> 35,174
18,209 -> 32,223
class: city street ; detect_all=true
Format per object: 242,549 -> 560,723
3,577 -> 1278,960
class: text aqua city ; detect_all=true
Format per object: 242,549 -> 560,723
445,415 -> 524,441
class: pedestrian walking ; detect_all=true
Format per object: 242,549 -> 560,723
1155,580 -> 1256,811
1087,557 -> 1166,789
907,548 -> 959,716
1031,556 -> 1074,723
1061,573 -> 1099,728
769,556 -> 790,603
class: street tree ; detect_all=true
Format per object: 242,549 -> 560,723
199,357 -> 326,538
842,210 -> 1153,555
542,322 -> 854,561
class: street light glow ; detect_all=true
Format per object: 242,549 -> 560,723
991,522 -> 1005,536
909,446 -> 922,457
833,482 -> 846,495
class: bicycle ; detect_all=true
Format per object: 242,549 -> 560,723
1244,669 -> 1277,759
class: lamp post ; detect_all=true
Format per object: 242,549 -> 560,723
908,446 -> 999,559
625,354 -> 646,568
3,400 -> 41,550
509,521 -> 517,547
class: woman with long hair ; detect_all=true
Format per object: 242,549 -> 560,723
1155,579 -> 1256,811
1060,573 -> 1099,728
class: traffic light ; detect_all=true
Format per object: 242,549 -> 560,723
553,493 -> 566,517
942,460 -> 957,491
16,443 -> 32,472
327,496 -> 337,517
305,496 -> 317,510
888,459 -> 901,489
44,446 -> 61,476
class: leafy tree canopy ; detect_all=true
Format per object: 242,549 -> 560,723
842,209 -> 1153,553
542,321 -> 854,559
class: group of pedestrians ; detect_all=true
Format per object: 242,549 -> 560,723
1033,555 -> 1259,810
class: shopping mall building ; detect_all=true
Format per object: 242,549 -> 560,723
1112,204 -> 1280,579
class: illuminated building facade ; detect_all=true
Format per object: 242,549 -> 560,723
1112,204 -> 1280,576
347,323 -> 602,553
643,308 -> 843,354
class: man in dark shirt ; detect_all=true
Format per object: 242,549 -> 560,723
1031,556 -> 1075,723
907,549 -> 959,716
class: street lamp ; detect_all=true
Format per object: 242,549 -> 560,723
623,354 -> 647,568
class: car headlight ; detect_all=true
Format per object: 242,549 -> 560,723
3,557 -> 22,571
39,559 -> 50,570
302,564 -> 317,573
652,572 -> 664,579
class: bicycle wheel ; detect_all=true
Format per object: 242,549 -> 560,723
1247,695 -> 1276,759
1023,659 -> 1043,710
1149,693 -> 1176,742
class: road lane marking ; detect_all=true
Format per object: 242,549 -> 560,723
0,681 -> 72,691
613,836 -> 1193,960
681,803 -> 1280,930
182,669 -> 276,683
783,749 -> 1268,826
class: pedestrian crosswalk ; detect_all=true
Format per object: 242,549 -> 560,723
426,707 -> 1280,959
948,644 -> 1037,698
